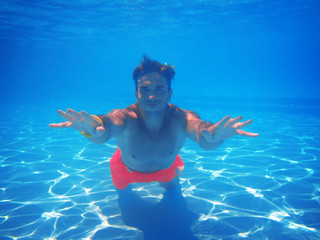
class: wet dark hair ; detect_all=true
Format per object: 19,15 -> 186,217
132,55 -> 175,91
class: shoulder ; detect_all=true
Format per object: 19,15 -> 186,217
107,104 -> 139,125
168,103 -> 185,118
167,104 -> 202,130
168,103 -> 201,120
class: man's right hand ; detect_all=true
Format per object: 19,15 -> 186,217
49,109 -> 105,137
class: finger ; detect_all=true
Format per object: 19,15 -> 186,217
80,111 -> 93,123
95,126 -> 106,136
216,115 -> 231,128
237,129 -> 259,137
67,109 -> 84,121
57,110 -> 76,122
234,119 -> 252,129
80,111 -> 102,126
49,122 -> 72,128
226,116 -> 243,127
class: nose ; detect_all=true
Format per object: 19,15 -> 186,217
149,94 -> 155,99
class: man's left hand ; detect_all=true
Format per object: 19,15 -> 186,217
201,116 -> 259,143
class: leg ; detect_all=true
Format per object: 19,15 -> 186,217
160,176 -> 180,190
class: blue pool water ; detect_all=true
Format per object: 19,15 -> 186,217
1,98 -> 320,239
1,1 -> 320,239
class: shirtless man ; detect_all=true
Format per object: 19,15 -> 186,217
49,56 -> 258,190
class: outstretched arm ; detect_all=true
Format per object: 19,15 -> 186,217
49,108 -> 126,144
185,111 -> 259,150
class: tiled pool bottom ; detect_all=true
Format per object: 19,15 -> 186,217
0,100 -> 319,240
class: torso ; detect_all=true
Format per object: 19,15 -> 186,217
114,103 -> 188,172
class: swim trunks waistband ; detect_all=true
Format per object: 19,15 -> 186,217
109,148 -> 184,189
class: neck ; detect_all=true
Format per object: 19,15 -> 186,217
138,104 -> 169,135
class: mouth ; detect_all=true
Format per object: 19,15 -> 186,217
146,101 -> 160,108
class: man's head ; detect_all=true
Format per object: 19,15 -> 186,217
133,56 -> 175,113
133,55 -> 175,91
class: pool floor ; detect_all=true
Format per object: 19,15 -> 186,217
0,100 -> 319,240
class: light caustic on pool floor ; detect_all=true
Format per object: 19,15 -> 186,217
0,108 -> 319,239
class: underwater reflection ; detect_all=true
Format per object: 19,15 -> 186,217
117,186 -> 199,240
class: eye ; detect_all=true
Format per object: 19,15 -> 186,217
139,87 -> 148,94
155,88 -> 165,93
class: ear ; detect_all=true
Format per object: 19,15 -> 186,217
168,89 -> 173,101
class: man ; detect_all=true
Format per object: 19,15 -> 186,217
49,56 -> 258,190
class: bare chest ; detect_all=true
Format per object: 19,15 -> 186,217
116,119 -> 187,172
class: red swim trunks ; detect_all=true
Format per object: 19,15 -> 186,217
110,148 -> 184,189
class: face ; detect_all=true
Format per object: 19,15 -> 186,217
135,72 -> 172,113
